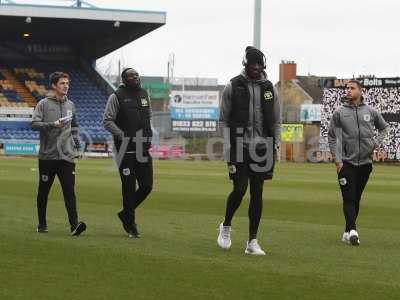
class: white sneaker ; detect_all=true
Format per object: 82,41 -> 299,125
245,239 -> 266,255
349,229 -> 360,246
341,232 -> 350,244
217,223 -> 232,250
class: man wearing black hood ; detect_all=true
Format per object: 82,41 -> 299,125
217,47 -> 282,255
103,68 -> 153,238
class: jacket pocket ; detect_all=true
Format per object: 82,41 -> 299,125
343,142 -> 348,156
343,138 -> 357,161
360,137 -> 374,161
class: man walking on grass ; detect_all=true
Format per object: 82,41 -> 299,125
328,79 -> 389,246
217,46 -> 281,255
103,68 -> 153,238
32,71 -> 86,236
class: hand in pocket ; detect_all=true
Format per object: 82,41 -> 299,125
336,162 -> 343,174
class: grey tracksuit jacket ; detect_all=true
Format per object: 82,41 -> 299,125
31,96 -> 80,162
328,100 -> 389,166
220,70 -> 282,148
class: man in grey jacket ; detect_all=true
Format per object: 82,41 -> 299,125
32,71 -> 86,236
328,79 -> 389,246
217,46 -> 282,255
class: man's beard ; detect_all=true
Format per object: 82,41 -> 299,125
125,81 -> 140,89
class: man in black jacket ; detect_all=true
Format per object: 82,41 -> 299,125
217,47 -> 282,255
103,68 -> 153,238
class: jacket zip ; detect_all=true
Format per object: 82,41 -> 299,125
58,100 -> 63,160
355,106 -> 361,165
59,100 -> 63,118
252,83 -> 255,139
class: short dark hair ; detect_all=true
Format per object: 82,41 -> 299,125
49,72 -> 69,86
347,79 -> 363,89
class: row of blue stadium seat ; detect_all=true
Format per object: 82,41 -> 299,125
76,105 -> 102,109
0,121 -> 31,129
0,132 -> 111,142
78,113 -> 105,117
73,102 -> 105,107
79,121 -> 104,126
1,121 -> 106,129
1,90 -> 22,102
0,63 -> 112,143
0,132 -> 39,140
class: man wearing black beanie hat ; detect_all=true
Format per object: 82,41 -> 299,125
103,68 -> 153,238
217,46 -> 282,255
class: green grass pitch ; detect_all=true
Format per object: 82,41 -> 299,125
0,157 -> 399,299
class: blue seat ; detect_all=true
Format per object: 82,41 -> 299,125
0,63 -> 109,142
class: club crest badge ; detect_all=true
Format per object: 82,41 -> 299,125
264,91 -> 273,101
141,98 -> 149,107
339,177 -> 347,186
122,168 -> 130,176
363,114 -> 371,122
41,175 -> 49,182
228,164 -> 237,174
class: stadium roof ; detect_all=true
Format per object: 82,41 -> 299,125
0,3 -> 166,59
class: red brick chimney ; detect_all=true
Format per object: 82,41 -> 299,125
279,61 -> 297,81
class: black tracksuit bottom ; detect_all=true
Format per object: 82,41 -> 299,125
118,152 -> 153,225
36,159 -> 78,228
338,161 -> 372,232
223,148 -> 268,240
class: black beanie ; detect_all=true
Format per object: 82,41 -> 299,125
244,46 -> 265,66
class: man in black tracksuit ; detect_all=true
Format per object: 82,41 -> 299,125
328,80 -> 389,246
217,47 -> 282,255
31,71 -> 86,236
103,68 -> 153,238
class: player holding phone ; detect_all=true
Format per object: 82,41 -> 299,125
31,71 -> 86,236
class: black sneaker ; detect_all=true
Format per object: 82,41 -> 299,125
118,211 -> 134,236
37,225 -> 48,233
71,221 -> 87,236
130,224 -> 141,238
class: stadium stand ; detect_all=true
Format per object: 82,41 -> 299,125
0,68 -> 35,107
0,74 -> 25,108
0,2 -> 165,146
0,62 -> 111,142
320,78 -> 400,160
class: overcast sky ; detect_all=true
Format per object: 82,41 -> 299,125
15,0 -> 400,84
